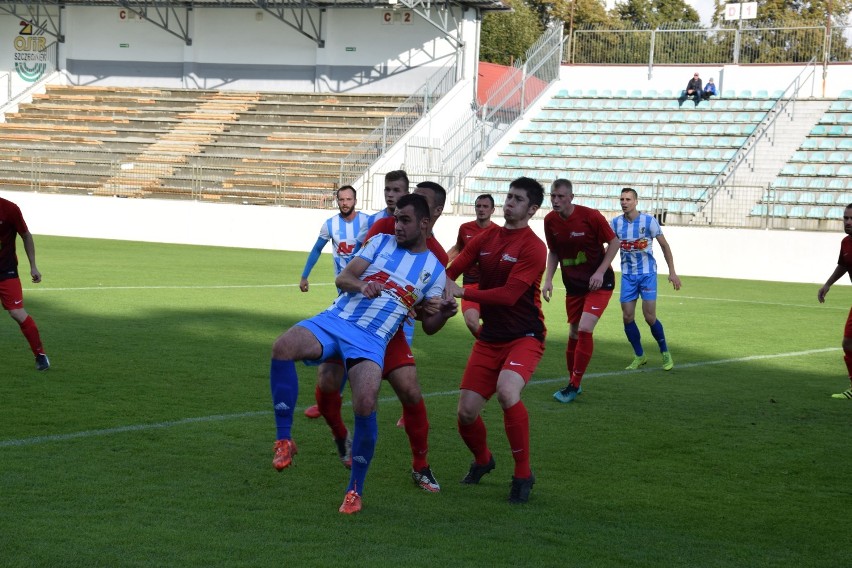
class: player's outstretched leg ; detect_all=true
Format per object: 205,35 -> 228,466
649,320 -> 673,371
270,359 -> 299,470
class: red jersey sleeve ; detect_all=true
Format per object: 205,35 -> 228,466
446,230 -> 481,280
365,216 -> 394,240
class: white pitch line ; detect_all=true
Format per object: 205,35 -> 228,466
0,347 -> 838,449
658,293 -> 845,311
25,283 -> 335,292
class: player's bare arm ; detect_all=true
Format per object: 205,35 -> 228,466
818,264 -> 848,303
589,236 -> 620,291
542,250 -> 560,302
656,235 -> 681,290
336,257 -> 383,298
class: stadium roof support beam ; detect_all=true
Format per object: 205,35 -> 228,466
247,0 -> 325,47
397,0 -> 464,49
111,1 -> 193,45
0,0 -> 64,42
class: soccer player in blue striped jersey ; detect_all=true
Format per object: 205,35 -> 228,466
611,188 -> 681,371
269,193 -> 457,514
298,185 -> 369,461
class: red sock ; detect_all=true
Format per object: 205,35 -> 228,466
19,316 -> 44,357
315,386 -> 347,440
570,331 -> 594,388
402,398 -> 429,470
565,336 -> 578,377
458,415 -> 491,465
503,401 -> 531,479
844,349 -> 852,382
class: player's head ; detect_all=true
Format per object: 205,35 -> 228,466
384,170 -> 410,211
550,178 -> 574,217
504,177 -> 544,225
413,181 -> 446,227
844,204 -> 852,235
474,194 -> 495,221
620,187 -> 638,215
394,193 -> 430,249
336,185 -> 357,217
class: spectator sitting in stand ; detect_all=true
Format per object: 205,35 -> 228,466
702,77 -> 717,101
678,72 -> 702,107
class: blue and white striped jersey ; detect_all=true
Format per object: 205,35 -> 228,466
319,212 -> 371,276
366,208 -> 392,230
327,233 -> 446,343
611,212 -> 662,276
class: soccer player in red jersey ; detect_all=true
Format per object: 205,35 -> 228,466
542,179 -> 620,403
447,193 -> 499,337
314,181 -> 451,493
444,177 -> 547,504
817,203 -> 852,400
0,196 -> 49,371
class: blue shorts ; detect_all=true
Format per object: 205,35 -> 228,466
620,273 -> 658,303
296,311 -> 386,371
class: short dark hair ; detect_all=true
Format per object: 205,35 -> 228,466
385,170 -> 410,188
621,187 -> 638,199
552,178 -> 573,194
415,181 -> 447,208
475,194 -> 495,207
336,185 -> 356,199
396,193 -> 431,221
509,177 -> 544,208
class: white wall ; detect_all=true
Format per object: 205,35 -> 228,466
0,6 -> 476,93
3,190 -> 844,286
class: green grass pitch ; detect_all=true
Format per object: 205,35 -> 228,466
0,235 -> 849,567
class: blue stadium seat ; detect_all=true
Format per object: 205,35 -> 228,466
817,165 -> 835,176
778,191 -> 797,203
840,90 -> 852,99
827,207 -> 845,219
810,178 -> 828,190
750,204 -> 768,216
837,165 -> 852,176
817,191 -> 835,204
771,204 -> 787,217
788,206 -> 806,218
839,139 -> 852,150
798,165 -> 817,175
806,206 -> 825,219
798,192 -> 817,204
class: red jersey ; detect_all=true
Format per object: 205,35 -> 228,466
447,225 -> 546,343
365,216 -> 449,266
839,235 -> 852,281
544,206 -> 617,296
0,198 -> 28,280
451,220 -> 499,285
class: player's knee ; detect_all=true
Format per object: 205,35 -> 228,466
457,404 -> 478,425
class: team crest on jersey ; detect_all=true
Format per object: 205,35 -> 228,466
420,271 -> 432,283
640,227 -> 646,235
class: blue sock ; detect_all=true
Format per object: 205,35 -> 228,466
347,412 -> 378,495
649,320 -> 668,353
270,359 -> 299,440
624,321 -> 644,356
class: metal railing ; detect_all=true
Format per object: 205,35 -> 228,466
568,22 -> 851,67
338,56 -> 460,189
690,58 -> 819,226
0,40 -> 59,114
434,24 -> 563,198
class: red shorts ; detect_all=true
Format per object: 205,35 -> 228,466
382,327 -> 415,377
565,289 -> 613,325
0,278 -> 24,310
844,307 -> 852,339
461,283 -> 480,315
460,337 -> 544,399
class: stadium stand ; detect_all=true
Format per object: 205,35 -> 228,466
465,89 -> 768,222
754,99 -> 852,229
0,85 -> 405,205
